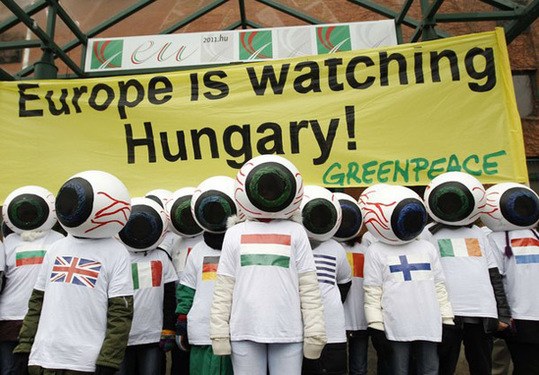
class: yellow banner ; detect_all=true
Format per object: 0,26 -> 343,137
0,29 -> 527,201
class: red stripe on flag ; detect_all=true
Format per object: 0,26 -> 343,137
16,257 -> 44,267
241,234 -> 291,245
511,238 -> 539,247
202,263 -> 218,273
151,260 -> 163,287
352,253 -> 364,278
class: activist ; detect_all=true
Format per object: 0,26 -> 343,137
332,192 -> 369,375
0,186 -> 64,375
210,155 -> 326,375
13,170 -> 134,375
116,197 -> 178,375
481,183 -> 539,375
362,184 -> 454,375
176,176 -> 240,375
422,171 -> 511,375
165,187 -> 204,375
298,186 -> 351,375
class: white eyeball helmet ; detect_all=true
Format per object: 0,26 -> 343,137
2,186 -> 57,234
192,176 -> 241,234
55,170 -> 131,239
363,185 -> 428,245
117,197 -> 167,252
358,184 -> 390,212
166,187 -> 203,238
424,172 -> 486,226
234,155 -> 303,220
145,189 -> 173,209
298,185 -> 342,242
333,192 -> 362,242
481,183 -> 539,232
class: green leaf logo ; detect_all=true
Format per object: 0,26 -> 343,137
316,25 -> 351,54
239,31 -> 273,60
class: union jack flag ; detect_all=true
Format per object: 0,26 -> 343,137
50,256 -> 102,289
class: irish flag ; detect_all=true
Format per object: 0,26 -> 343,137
438,238 -> 481,257
131,260 -> 163,289
202,256 -> 219,281
240,234 -> 291,268
16,250 -> 46,266
511,237 -> 539,264
347,253 -> 364,278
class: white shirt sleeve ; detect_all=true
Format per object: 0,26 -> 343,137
293,227 -> 316,274
481,231 -> 499,269
216,230 -> 238,278
429,243 -> 446,283
335,243 -> 352,284
487,233 -> 506,275
180,246 -> 199,289
363,245 -> 383,287
162,252 -> 179,284
0,241 -> 5,272
34,248 -> 54,292
108,249 -> 134,298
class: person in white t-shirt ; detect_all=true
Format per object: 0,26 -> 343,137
210,155 -> 326,375
13,171 -> 134,375
116,198 -> 178,375
481,183 -> 539,375
298,186 -> 351,375
422,172 -> 510,375
176,176 -> 240,375
362,185 -> 454,375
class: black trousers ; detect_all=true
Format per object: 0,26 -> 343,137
504,319 -> 539,375
302,342 -> 347,375
438,321 -> 493,375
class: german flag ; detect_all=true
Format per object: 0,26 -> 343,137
202,256 -> 220,281
347,252 -> 364,278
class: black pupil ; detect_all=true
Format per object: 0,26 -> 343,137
18,202 -> 39,222
204,202 -> 226,224
402,210 -> 424,233
257,173 -> 284,200
437,192 -> 462,215
311,205 -> 332,228
130,216 -> 152,239
56,187 -> 79,216
181,208 -> 198,227
514,196 -> 535,217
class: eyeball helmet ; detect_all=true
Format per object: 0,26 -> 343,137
234,155 -> 303,220
145,189 -> 173,209
166,187 -> 203,237
333,192 -> 362,242
2,186 -> 57,234
424,172 -> 486,226
118,197 -> 167,252
192,176 -> 241,234
358,184 -> 390,212
297,185 -> 342,242
481,183 -> 539,232
363,185 -> 428,245
55,170 -> 131,239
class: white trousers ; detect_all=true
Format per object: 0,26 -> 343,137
231,341 -> 303,375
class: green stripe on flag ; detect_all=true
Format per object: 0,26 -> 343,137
241,254 -> 290,268
438,239 -> 455,257
16,250 -> 46,260
131,263 -> 139,290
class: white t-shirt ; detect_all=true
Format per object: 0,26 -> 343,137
488,229 -> 539,320
361,232 -> 377,248
180,241 -> 221,345
363,239 -> 444,342
128,249 -> 177,345
0,241 -> 5,272
0,231 -> 64,320
342,242 -> 368,331
28,235 -> 133,372
217,219 -> 316,343
313,239 -> 351,343
171,235 -> 203,280
422,224 -> 498,318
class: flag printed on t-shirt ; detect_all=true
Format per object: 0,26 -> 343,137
16,250 -> 46,267
388,254 -> 432,282
240,234 -> 291,268
438,238 -> 482,258
347,253 -> 364,278
131,260 -> 163,289
202,256 -> 219,281
314,254 -> 337,285
50,256 -> 102,289
511,237 -> 539,264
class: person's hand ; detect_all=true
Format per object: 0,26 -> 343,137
159,329 -> 176,352
176,314 -> 190,352
497,321 -> 510,331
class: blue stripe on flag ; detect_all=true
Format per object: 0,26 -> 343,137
515,254 -> 539,264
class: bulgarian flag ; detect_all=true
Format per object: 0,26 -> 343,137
16,250 -> 46,266
511,237 -> 539,264
438,238 -> 481,258
240,234 -> 291,268
347,253 -> 364,278
131,260 -> 163,289
202,256 -> 219,281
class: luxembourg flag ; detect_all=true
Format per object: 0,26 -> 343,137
438,238 -> 482,258
347,253 -> 364,278
240,234 -> 291,268
131,260 -> 163,289
511,237 -> 539,264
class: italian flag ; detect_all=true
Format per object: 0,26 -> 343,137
202,256 -> 219,281
438,238 -> 481,258
240,234 -> 291,268
131,260 -> 163,289
511,237 -> 539,264
347,253 -> 364,278
16,250 -> 46,267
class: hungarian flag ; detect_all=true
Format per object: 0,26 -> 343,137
438,238 -> 481,258
240,234 -> 291,268
202,256 -> 219,281
347,253 -> 364,278
511,237 -> 539,264
131,260 -> 163,289
16,250 -> 46,267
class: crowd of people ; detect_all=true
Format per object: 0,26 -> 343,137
0,155 -> 537,375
